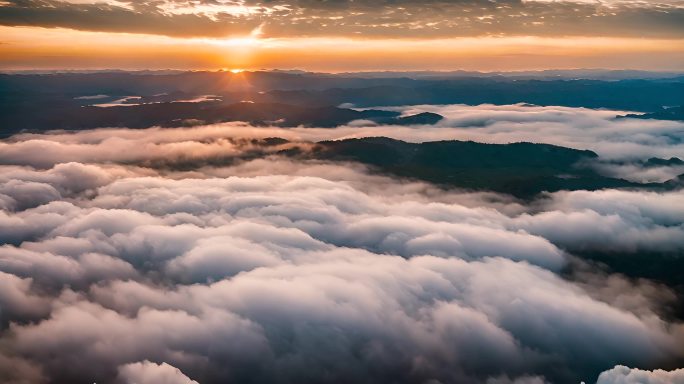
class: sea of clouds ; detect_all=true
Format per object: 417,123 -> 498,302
1,105 -> 683,384
3,103 -> 683,181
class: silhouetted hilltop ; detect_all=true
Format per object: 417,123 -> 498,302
304,137 -> 648,197
0,101 -> 446,134
619,106 -> 684,121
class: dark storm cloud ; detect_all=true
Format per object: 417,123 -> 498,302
1,0 -> 684,38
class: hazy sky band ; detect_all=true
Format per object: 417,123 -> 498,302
1,26 -> 683,71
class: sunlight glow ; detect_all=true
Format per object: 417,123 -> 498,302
1,26 -> 683,71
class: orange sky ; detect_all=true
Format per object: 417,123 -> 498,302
2,26 -> 683,71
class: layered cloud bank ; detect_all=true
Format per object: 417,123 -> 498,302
597,365 -> 684,384
3,103 -> 682,182
390,104 -> 684,161
0,106 -> 683,383
0,164 -> 682,383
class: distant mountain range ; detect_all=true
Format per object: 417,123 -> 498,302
619,106 -> 684,121
4,68 -> 683,80
0,100 -> 445,133
2,70 -> 683,135
157,136 -> 682,198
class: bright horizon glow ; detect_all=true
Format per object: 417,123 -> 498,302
1,26 -> 683,72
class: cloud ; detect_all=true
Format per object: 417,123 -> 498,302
511,189 -> 684,253
358,104 -> 684,165
117,361 -> 198,384
0,157 -> 682,383
2,104 -> 683,183
166,236 -> 284,283
1,0 -> 684,39
0,271 -> 51,321
0,0 -> 260,38
0,110 -> 683,383
592,162 -> 684,184
10,299 -> 268,383
0,353 -> 46,384
596,365 -> 684,384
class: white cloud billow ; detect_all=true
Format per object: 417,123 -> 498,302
596,365 -> 684,384
0,107 -> 683,383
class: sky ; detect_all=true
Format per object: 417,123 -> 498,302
1,0 -> 684,71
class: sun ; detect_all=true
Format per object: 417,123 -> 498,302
230,68 -> 244,74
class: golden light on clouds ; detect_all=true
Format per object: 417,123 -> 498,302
1,26 -> 683,71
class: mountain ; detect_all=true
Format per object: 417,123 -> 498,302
619,106 -> 684,121
4,71 -> 684,136
0,101 -> 446,134
256,79 -> 684,110
3,71 -> 684,134
300,137 -> 654,197
389,112 -> 444,125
